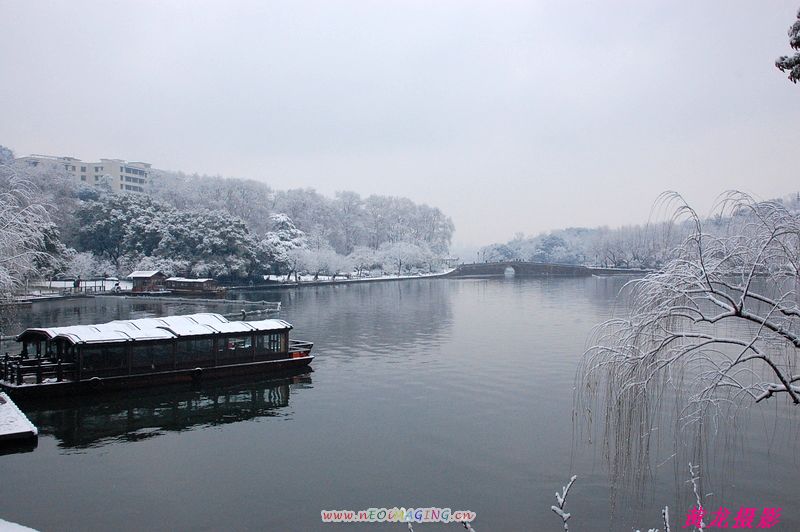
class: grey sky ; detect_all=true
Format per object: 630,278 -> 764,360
1,1 -> 798,250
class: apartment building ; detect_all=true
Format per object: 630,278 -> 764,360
17,154 -> 153,194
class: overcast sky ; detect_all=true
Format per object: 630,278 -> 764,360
1,1 -> 798,250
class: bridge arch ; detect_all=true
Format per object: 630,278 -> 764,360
447,261 -> 593,277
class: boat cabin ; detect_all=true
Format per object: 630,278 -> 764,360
0,313 -> 313,398
127,270 -> 167,293
164,277 -> 223,295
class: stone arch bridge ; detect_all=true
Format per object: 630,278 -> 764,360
445,262 -> 649,278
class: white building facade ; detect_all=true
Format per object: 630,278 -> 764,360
17,154 -> 153,194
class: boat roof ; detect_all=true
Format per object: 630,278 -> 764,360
17,313 -> 292,345
127,270 -> 164,278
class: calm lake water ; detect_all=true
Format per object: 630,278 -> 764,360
1,277 -> 797,531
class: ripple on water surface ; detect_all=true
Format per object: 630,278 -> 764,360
1,277 -> 798,531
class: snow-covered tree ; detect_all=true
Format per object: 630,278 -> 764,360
76,193 -> 167,267
0,160 -> 52,294
154,209 -> 259,280
3,144 -> 456,282
65,251 -> 116,279
129,255 -> 190,278
293,246 -> 351,280
582,192 -> 800,440
325,251 -> 353,280
9,152 -> 80,243
32,223 -> 71,278
258,213 -> 307,275
479,243 -> 517,262
75,193 -> 262,280
151,169 -> 276,234
150,170 -> 454,258
331,190 -> 366,255
776,7 -> 800,83
379,241 -> 426,275
348,246 -> 379,276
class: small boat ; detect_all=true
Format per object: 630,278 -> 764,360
0,313 -> 314,399
164,277 -> 227,297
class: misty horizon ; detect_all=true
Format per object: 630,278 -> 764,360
2,1 -> 799,250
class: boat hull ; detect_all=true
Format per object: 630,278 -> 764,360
0,355 -> 313,400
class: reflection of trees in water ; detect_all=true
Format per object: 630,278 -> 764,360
5,296 -> 281,333
586,275 -> 635,300
0,302 -> 20,339
11,281 -> 453,354
23,372 -> 311,449
240,280 -> 454,354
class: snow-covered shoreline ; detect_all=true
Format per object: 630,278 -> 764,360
237,269 -> 456,289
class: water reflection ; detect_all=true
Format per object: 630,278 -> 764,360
20,371 -> 311,450
236,280 -> 454,356
5,281 -> 453,357
3,294 -> 283,333
1,278 -> 796,531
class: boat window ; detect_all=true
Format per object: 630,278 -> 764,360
216,336 -> 252,362
225,336 -> 252,350
268,334 -> 281,353
131,343 -> 170,371
177,338 -> 213,366
255,333 -> 283,354
82,345 -> 127,372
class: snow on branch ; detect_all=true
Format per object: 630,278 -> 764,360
0,162 -> 51,294
776,7 -> 800,83
578,191 -> 800,489
551,474 -> 577,531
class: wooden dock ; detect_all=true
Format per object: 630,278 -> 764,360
0,392 -> 38,442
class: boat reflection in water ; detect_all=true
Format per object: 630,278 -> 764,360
21,369 -> 312,450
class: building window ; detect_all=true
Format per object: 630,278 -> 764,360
81,176 -> 86,181
81,166 -> 86,172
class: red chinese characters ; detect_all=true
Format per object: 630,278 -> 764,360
683,507 -> 781,529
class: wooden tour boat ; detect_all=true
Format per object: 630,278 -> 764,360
164,277 -> 227,297
0,313 -> 313,399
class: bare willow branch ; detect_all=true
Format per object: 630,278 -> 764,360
0,162 -> 52,295
578,191 -> 800,489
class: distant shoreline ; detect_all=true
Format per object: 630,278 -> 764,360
227,270 -> 455,291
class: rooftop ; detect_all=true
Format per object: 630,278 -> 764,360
17,313 -> 292,345
127,270 -> 163,278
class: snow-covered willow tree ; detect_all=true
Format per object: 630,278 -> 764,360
581,192 -> 800,441
578,192 -> 800,494
776,6 -> 800,83
0,158 -> 51,295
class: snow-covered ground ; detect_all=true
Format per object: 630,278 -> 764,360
0,393 -> 37,441
27,279 -> 133,294
0,518 -> 38,531
263,269 -> 454,283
